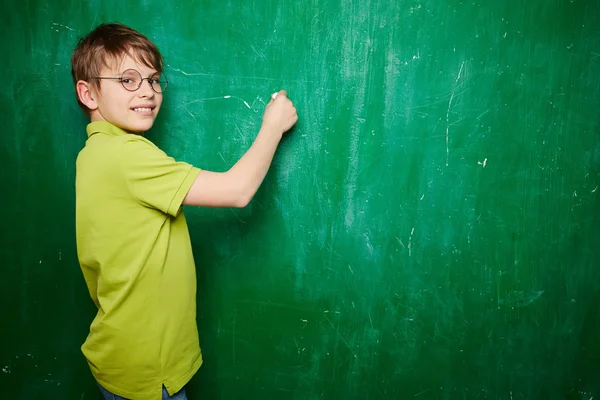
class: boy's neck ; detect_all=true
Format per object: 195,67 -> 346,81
89,114 -> 145,136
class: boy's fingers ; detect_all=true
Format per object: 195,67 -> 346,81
271,90 -> 288,100
269,90 -> 289,106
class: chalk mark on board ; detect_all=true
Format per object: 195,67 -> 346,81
445,61 -> 465,166
167,64 -> 312,83
408,228 -> 415,257
183,95 -> 264,111
52,22 -> 74,31
184,96 -> 228,105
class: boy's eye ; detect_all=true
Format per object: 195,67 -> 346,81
121,72 -> 140,83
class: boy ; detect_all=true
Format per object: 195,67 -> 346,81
71,23 -> 297,400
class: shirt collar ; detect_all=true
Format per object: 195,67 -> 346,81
86,121 -> 130,138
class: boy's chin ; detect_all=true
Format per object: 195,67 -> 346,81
123,120 -> 155,134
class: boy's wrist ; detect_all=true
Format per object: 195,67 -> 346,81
259,123 -> 284,140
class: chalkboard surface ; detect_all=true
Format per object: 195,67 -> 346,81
1,1 -> 599,399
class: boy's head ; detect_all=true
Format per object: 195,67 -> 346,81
71,23 -> 166,133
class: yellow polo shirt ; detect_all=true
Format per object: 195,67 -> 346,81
75,121 -> 202,399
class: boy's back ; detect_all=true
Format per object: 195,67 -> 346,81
76,121 -> 202,398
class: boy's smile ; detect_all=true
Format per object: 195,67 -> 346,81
88,54 -> 163,133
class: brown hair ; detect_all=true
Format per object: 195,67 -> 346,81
71,23 -> 164,114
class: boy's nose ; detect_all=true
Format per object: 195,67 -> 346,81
138,80 -> 155,98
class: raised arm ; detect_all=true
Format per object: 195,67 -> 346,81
182,90 -> 298,208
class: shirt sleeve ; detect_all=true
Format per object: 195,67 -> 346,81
120,137 -> 201,217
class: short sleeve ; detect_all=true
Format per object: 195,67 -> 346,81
120,137 -> 201,217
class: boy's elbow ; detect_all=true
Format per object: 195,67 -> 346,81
230,176 -> 254,208
233,193 -> 252,208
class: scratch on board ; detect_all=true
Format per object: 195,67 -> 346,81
446,61 -> 465,166
408,228 -> 415,257
363,233 -> 374,254
249,44 -> 269,63
414,388 -> 432,397
344,125 -> 360,228
323,312 -> 361,364
184,108 -> 196,121
498,290 -> 545,308
476,110 -> 489,120
396,237 -> 406,249
229,209 -> 246,223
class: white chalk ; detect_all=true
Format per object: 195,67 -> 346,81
271,92 -> 278,100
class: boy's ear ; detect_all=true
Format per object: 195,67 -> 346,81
76,80 -> 99,111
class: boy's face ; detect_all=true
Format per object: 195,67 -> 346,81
89,54 -> 163,133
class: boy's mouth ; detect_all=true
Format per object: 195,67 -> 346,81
131,105 -> 156,115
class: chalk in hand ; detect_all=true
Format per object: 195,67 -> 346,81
271,92 -> 278,100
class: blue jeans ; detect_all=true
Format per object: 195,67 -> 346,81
97,382 -> 187,400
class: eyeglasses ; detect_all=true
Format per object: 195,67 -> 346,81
93,69 -> 168,93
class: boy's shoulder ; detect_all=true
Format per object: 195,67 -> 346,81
82,122 -> 160,151
79,123 -> 173,173
78,122 -> 154,164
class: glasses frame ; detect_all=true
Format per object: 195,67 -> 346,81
93,69 -> 168,93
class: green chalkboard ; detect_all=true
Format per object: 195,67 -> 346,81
1,0 -> 600,399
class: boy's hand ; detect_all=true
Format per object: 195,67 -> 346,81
262,90 -> 298,136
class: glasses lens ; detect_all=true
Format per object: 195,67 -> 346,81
151,73 -> 168,93
121,69 -> 142,91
